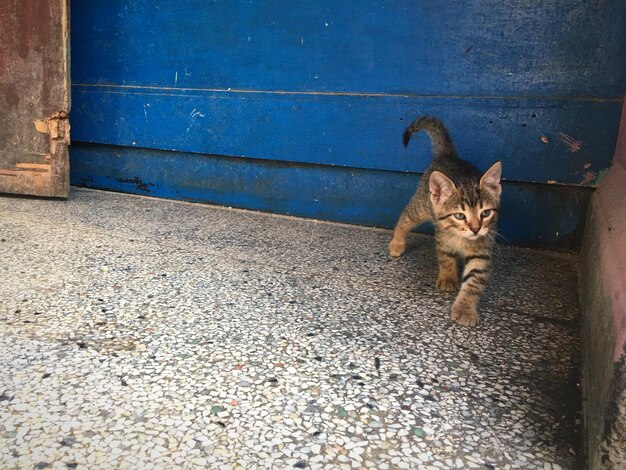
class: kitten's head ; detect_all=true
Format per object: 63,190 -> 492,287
429,162 -> 502,241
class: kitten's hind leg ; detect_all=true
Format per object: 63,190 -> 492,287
388,206 -> 427,257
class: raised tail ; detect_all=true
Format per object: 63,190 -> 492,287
402,116 -> 456,159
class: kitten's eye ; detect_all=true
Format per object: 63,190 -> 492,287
481,209 -> 492,218
453,213 -> 466,220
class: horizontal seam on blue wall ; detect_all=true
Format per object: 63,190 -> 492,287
72,83 -> 624,103
68,141 -> 599,190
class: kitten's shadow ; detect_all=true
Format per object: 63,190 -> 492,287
398,235 -> 435,258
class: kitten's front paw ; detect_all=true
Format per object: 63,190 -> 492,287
388,240 -> 406,257
451,303 -> 479,327
436,277 -> 459,292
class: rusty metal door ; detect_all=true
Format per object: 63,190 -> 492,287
0,0 -> 70,198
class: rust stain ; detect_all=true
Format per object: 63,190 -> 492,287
4,84 -> 19,109
556,132 -> 582,153
15,0 -> 53,58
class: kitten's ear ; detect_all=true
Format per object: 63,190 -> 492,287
480,161 -> 502,197
429,171 -> 455,205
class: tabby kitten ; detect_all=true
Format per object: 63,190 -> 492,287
389,116 -> 502,327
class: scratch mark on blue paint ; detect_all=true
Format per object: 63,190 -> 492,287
72,83 -> 624,103
189,109 -> 206,119
175,72 -> 178,87
186,108 -> 206,133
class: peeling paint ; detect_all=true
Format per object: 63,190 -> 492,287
580,171 -> 598,186
33,111 -> 70,155
556,132 -> 582,153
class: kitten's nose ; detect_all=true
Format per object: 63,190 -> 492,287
470,227 -> 480,235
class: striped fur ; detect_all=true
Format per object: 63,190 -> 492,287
389,116 -> 502,327
403,116 -> 457,160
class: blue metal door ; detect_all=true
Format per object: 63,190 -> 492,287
69,1 -> 626,250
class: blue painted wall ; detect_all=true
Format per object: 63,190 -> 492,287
69,1 -> 626,250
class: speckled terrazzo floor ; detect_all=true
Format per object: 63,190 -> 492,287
1,188 -> 582,470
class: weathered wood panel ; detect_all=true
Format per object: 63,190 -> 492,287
0,0 -> 70,197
